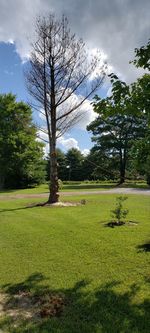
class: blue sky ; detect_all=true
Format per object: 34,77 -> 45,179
0,0 -> 149,155
0,43 -> 26,100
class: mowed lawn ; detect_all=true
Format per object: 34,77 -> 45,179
0,193 -> 150,332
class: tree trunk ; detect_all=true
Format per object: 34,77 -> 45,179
48,57 -> 59,204
119,148 -> 126,184
48,118 -> 59,203
48,147 -> 59,203
0,173 -> 5,190
120,164 -> 125,184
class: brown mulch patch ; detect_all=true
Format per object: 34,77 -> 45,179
0,290 -> 66,325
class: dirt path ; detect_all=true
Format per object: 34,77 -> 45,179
0,188 -> 150,200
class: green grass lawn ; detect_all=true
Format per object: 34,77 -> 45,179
0,193 -> 150,332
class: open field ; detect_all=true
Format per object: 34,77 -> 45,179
0,192 -> 150,332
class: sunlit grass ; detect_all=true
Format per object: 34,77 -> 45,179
0,193 -> 149,332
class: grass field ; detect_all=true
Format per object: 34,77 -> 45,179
0,193 -> 150,332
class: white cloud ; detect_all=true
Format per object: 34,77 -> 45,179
57,136 -> 80,151
89,48 -> 113,81
76,98 -> 97,129
57,92 -> 97,130
0,0 -> 149,82
82,149 -> 90,156
36,130 -> 48,155
38,92 -> 97,130
37,129 -> 81,154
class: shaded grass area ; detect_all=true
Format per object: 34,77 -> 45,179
1,273 -> 150,333
62,183 -> 116,190
62,181 -> 149,191
0,194 -> 150,332
137,242 -> 150,252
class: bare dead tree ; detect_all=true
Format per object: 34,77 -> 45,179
25,14 -> 106,203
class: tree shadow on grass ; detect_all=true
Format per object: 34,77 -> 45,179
63,184 -> 115,190
0,207 -> 31,213
0,202 -> 46,213
0,272 -> 150,333
137,242 -> 150,252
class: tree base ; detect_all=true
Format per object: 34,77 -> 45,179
28,201 -> 82,208
106,221 -> 125,228
105,220 -> 138,228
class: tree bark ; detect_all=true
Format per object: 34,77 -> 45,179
49,147 -> 59,203
120,164 -> 125,184
48,57 -> 59,203
0,174 -> 5,190
119,148 -> 126,184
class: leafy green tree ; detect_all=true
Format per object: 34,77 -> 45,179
131,40 -> 150,184
132,39 -> 150,70
87,75 -> 147,184
0,94 -> 45,189
132,139 -> 150,185
46,148 -> 67,181
57,149 -> 68,181
131,74 -> 150,122
66,148 -> 84,181
131,76 -> 150,184
81,148 -> 118,181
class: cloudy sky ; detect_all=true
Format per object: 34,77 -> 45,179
0,0 -> 149,154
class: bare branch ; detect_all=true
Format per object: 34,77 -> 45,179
25,14 -> 106,203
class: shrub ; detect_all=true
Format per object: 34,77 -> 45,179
111,196 -> 129,224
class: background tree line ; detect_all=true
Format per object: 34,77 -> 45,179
0,27 -> 149,189
0,94 -> 46,189
48,40 -> 150,185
